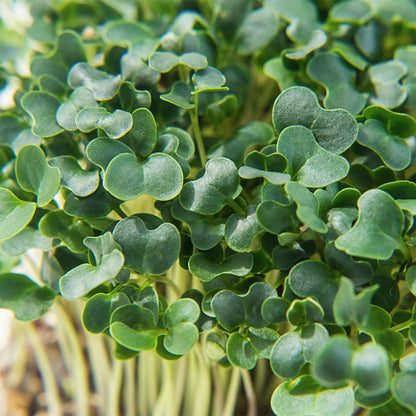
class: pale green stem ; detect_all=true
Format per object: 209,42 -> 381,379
138,353 -> 148,416
55,302 -> 89,416
183,349 -> 198,416
124,359 -> 136,416
391,319 -> 413,332
190,93 -> 207,167
193,344 -> 212,416
107,360 -> 123,416
172,357 -> 187,416
212,364 -> 225,416
153,360 -> 175,416
241,369 -> 257,416
84,332 -> 110,415
223,366 -> 241,416
254,358 -> 267,399
25,322 -> 63,416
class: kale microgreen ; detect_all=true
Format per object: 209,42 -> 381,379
1,1 -> 416,414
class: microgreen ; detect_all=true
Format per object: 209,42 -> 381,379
2,1 -> 416,415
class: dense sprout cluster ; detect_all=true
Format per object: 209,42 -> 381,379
1,0 -> 416,414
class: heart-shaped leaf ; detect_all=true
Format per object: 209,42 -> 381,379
112,216 -> 180,276
16,144 -> 60,206
110,304 -> 163,351
226,332 -> 257,369
164,298 -> 200,327
256,200 -> 299,235
104,153 -> 183,201
235,6 -> 279,55
286,298 -> 324,327
59,232 -> 124,300
189,252 -> 253,282
238,151 -> 290,185
0,273 -> 55,321
149,51 -> 208,73
270,324 -> 329,378
351,343 -> 391,394
56,87 -> 97,131
271,375 -> 355,416
86,138 -> 134,171
307,52 -> 367,115
21,91 -> 63,138
49,155 -> 99,197
224,205 -> 264,252
273,86 -> 358,154
82,291 -> 130,333
0,188 -> 36,242
277,126 -> 350,187
120,108 -> 157,158
171,199 -> 224,250
357,119 -> 411,171
76,107 -> 133,139
286,182 -> 328,233
335,189 -> 405,260
369,60 -> 408,109
192,66 -> 228,94
211,282 -> 276,330
288,260 -> 340,320
161,81 -> 194,109
39,210 -> 93,253
68,62 -> 121,101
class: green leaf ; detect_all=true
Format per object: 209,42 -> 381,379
49,155 -> 99,197
238,151 -> 290,185
192,67 -> 228,94
363,106 -> 416,138
0,188 -> 36,242
406,266 -> 416,296
256,200 -> 299,234
369,60 -> 408,109
164,298 -> 200,327
76,107 -> 133,139
351,343 -> 391,394
324,242 -> 373,286
189,252 -> 252,282
16,144 -> 60,206
163,321 -> 199,355
289,260 -> 340,320
21,92 -> 63,138
104,20 -> 154,45
110,304 -> 162,351
277,126 -> 350,188
235,7 -> 279,55
121,108 -> 157,157
180,157 -> 240,215
161,81 -> 194,109
59,233 -> 124,300
149,51 -> 208,73
391,372 -> 416,415
39,210 -> 93,253
56,87 -> 97,131
307,52 -> 367,115
82,292 -> 130,333
333,277 -> 378,327
226,332 -> 257,369
112,216 -> 180,276
68,63 -> 120,101
0,114 -> 27,146
311,335 -> 353,387
270,324 -> 329,378
248,327 -> 279,359
285,182 -> 328,233
335,190 -> 405,260
171,199 -> 224,250
329,0 -> 372,23
0,273 -> 55,321
86,138 -> 134,171
261,297 -> 290,323
368,399 -> 413,416
224,205 -> 264,252
271,375 -> 355,416
285,30 -> 327,60
273,86 -> 358,154
212,282 -> 276,330
287,297 -> 324,327
104,153 -> 183,201
357,119 -> 411,171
